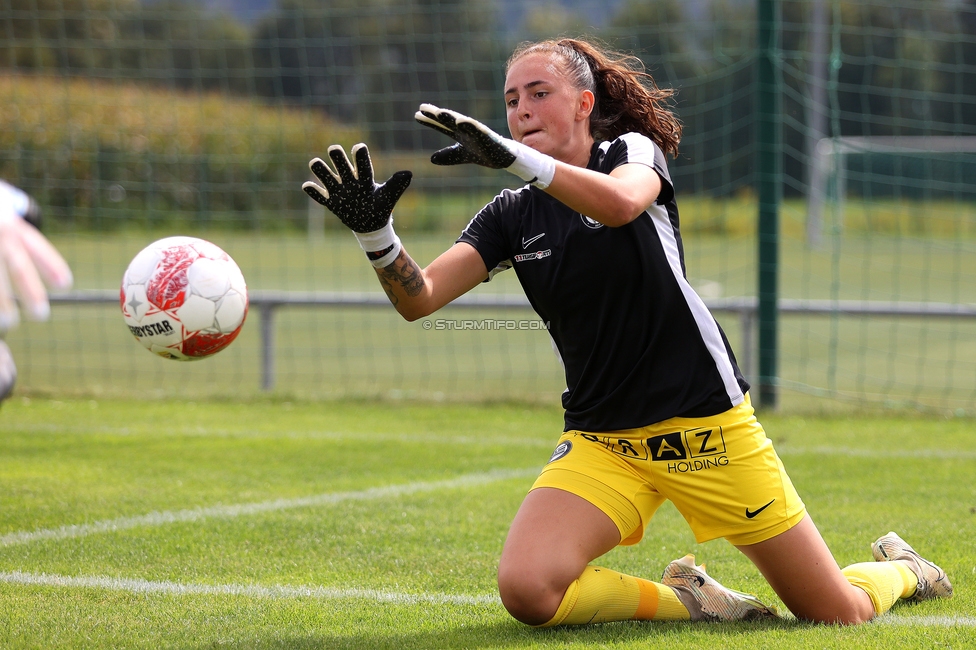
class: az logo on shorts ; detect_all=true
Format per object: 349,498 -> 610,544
581,434 -> 648,460
648,427 -> 728,474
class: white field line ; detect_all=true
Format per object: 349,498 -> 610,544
13,422 -> 556,447
13,422 -> 976,458
777,446 -> 976,460
0,467 -> 538,548
0,571 -> 498,606
874,615 -> 976,628
1,571 -> 973,629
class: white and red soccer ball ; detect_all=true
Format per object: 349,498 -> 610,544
121,237 -> 248,360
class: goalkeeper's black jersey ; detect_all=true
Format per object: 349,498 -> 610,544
457,133 -> 749,432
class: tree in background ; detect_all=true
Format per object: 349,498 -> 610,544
520,2 -> 592,42
250,0 -> 502,149
1,0 -> 251,93
1,0 -> 134,72
2,0 -> 973,213
115,0 -> 252,95
605,0 -> 755,196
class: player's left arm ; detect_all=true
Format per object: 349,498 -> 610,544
415,104 -> 662,228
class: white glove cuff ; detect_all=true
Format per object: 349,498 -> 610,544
353,220 -> 402,268
506,141 -> 556,189
0,180 -> 30,226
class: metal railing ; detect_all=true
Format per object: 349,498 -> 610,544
53,291 -> 976,391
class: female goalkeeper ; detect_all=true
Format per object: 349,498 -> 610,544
302,37 -> 951,626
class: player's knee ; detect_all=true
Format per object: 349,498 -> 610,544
792,594 -> 875,625
803,609 -> 874,625
497,564 -> 564,625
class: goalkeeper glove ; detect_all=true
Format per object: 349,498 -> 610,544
415,104 -> 556,189
0,181 -> 73,335
303,144 -> 412,268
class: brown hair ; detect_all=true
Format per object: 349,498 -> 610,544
506,38 -> 682,157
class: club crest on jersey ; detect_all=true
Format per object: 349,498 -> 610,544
514,249 -> 551,263
579,213 -> 604,229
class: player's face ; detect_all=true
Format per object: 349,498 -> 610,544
504,52 -> 593,166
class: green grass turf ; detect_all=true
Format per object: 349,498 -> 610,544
0,397 -> 973,648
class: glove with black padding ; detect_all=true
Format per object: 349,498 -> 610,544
415,103 -> 556,189
303,144 -> 412,268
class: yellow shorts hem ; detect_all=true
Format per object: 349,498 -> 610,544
530,466 -> 648,546
710,508 -> 807,546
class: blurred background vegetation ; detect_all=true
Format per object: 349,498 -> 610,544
2,0 -> 974,232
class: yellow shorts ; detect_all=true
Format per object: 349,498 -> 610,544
532,396 -> 806,546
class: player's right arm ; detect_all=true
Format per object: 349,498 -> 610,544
302,144 -> 487,322
373,242 -> 487,322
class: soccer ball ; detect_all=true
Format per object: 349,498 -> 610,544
121,236 -> 248,360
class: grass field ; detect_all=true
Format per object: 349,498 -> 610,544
1,397 -> 973,649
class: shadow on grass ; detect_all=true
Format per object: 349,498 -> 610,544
193,617 -> 803,650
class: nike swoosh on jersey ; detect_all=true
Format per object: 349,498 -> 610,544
521,233 -> 545,249
745,499 -> 776,519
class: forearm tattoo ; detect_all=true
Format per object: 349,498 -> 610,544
377,249 -> 425,304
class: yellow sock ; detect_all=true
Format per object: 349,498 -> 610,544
537,565 -> 690,627
892,560 -> 921,598
842,561 -> 916,616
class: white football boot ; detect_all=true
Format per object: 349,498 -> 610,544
662,554 -> 779,622
872,531 -> 953,602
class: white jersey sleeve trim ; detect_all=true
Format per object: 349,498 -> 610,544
617,132 -> 658,166
485,259 -> 513,281
646,202 -> 745,406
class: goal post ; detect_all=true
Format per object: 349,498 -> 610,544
807,136 -> 976,244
